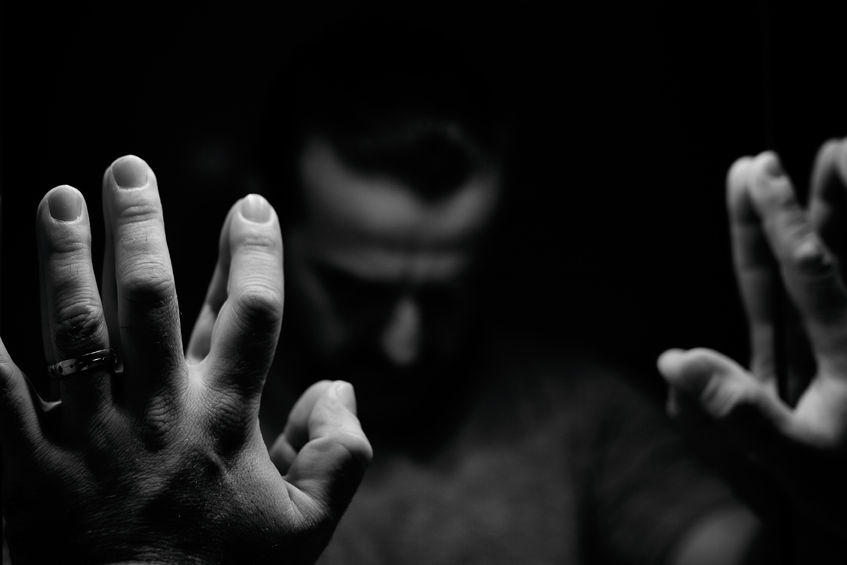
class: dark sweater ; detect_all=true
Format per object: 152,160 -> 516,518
261,342 -> 735,564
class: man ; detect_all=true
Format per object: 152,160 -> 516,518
3,13 -> 847,565
254,18 -> 782,564
257,18 -> 509,448
5,146 -> 844,562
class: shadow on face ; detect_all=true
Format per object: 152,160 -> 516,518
285,136 -> 502,387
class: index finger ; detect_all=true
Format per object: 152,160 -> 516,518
727,155 -> 779,384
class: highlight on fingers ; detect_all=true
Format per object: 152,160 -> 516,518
37,186 -> 107,357
747,150 -> 838,274
658,348 -> 747,411
726,156 -> 754,216
726,153 -> 786,382
657,347 -> 792,460
282,379 -> 372,520
36,185 -> 113,419
101,154 -> 186,413
742,151 -> 847,361
193,193 -> 284,404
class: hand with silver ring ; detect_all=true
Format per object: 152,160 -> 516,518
0,155 -> 372,564
47,348 -> 120,378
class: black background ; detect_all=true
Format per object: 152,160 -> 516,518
1,1 -> 846,391
2,1 -> 847,560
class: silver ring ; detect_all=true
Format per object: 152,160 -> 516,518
47,348 -> 121,378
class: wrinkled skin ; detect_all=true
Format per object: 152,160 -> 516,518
0,156 -> 372,564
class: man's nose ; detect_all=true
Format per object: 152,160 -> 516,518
379,296 -> 422,367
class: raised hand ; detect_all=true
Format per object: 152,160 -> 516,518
658,141 -> 847,537
0,156 -> 371,564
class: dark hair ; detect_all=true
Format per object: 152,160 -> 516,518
259,12 -> 508,207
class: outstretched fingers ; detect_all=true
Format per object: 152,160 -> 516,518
746,152 -> 847,377
280,380 -> 372,521
727,156 -> 780,384
36,186 -> 112,429
101,156 -> 185,414
190,195 -> 283,413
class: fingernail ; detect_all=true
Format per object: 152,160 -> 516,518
240,194 -> 272,223
331,381 -> 356,409
762,152 -> 784,178
47,185 -> 83,222
111,155 -> 148,189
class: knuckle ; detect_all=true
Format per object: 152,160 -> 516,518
774,186 -> 802,212
759,182 -> 796,211
233,285 -> 284,329
53,296 -> 106,352
234,230 -> 280,254
119,261 -> 176,307
46,233 -> 90,257
789,236 -> 836,275
306,429 -> 373,470
337,431 -> 374,467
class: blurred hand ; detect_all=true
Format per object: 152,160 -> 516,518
0,156 -> 371,564
658,140 -> 847,535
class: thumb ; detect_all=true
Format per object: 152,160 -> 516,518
284,381 -> 373,521
658,347 -> 793,463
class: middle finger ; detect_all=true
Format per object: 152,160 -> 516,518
101,156 -> 185,415
727,155 -> 779,385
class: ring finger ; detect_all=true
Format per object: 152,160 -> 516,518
37,185 -> 112,431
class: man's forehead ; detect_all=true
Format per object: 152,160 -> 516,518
297,137 -> 501,250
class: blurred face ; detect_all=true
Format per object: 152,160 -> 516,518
286,137 -> 501,387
